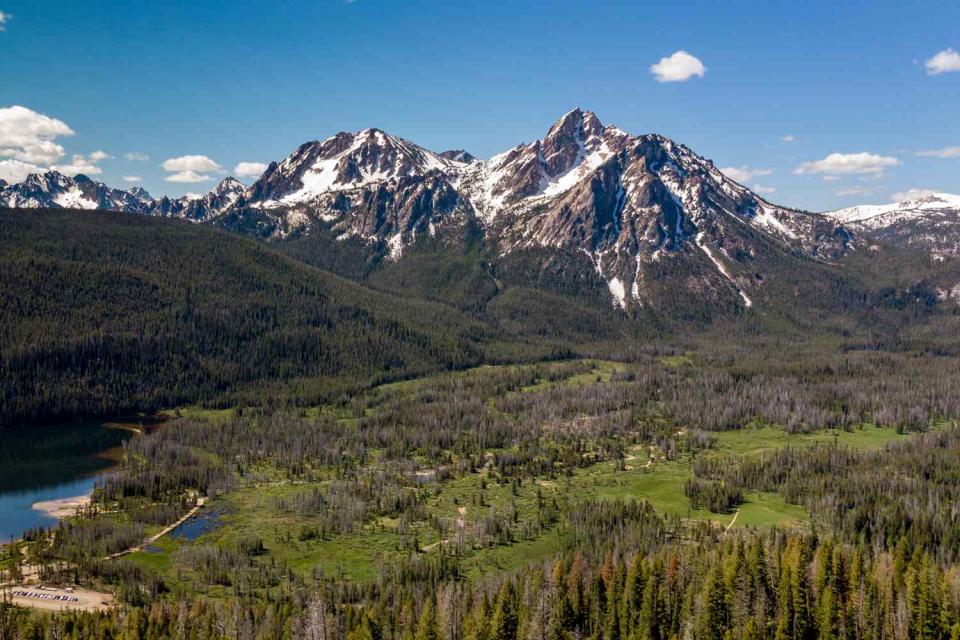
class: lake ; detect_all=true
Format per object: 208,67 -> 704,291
0,421 -> 143,542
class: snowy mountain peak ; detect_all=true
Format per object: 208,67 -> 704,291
247,128 -> 454,211
0,170 -> 243,223
211,177 -> 246,207
126,186 -> 153,202
542,108 -> 606,174
1,109 -> 856,310
0,170 -> 151,212
227,109 -> 852,306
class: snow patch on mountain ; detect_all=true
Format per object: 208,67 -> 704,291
696,232 -> 753,307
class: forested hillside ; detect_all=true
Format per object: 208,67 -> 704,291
5,207 -> 960,428
0,210 -> 563,427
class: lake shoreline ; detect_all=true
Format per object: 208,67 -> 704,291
32,493 -> 92,519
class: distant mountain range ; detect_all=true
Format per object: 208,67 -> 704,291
2,109 -> 958,310
0,171 -> 246,223
825,192 -> 960,259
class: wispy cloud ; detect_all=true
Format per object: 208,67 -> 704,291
794,152 -> 900,177
650,50 -> 706,83
835,186 -> 879,197
123,175 -> 142,183
233,161 -> 268,178
52,150 -> 111,176
125,151 -> 149,162
916,146 -> 960,158
720,166 -> 773,183
0,11 -> 11,31
781,135 -> 796,143
925,48 -> 960,75
165,170 -> 214,183
890,188 -> 941,202
752,184 -> 776,195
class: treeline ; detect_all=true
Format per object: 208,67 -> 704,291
6,511 -> 960,640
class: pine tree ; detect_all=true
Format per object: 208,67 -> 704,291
698,564 -> 728,640
415,598 -> 439,640
492,582 -> 519,640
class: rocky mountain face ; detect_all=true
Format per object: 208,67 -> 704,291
0,109 -> 861,310
0,172 -> 154,213
239,129 -> 474,254
826,192 -> 960,258
0,172 -> 244,223
455,109 -> 851,307
149,177 -> 246,223
232,109 -> 851,308
439,149 -> 477,163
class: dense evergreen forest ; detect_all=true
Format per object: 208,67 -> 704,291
4,208 -> 960,429
0,210 -> 568,427
5,210 -> 960,639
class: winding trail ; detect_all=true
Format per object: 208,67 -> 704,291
724,508 -> 741,536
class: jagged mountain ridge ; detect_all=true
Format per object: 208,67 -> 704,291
0,172 -> 154,213
0,109 -> 856,309
0,171 -> 245,223
826,192 -> 960,258
233,108 -> 852,307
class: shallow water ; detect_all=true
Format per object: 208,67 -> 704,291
168,505 -> 226,541
0,421 -> 135,541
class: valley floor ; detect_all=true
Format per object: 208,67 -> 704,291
1,355 -> 953,639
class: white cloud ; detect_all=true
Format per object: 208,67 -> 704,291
835,186 -> 879,197
123,175 -> 142,183
890,188 -> 940,202
794,152 -> 900,177
0,11 -> 10,31
52,152 -> 105,176
917,146 -> 960,158
0,159 -> 42,183
233,161 -> 268,177
162,155 -> 222,173
165,170 -> 214,183
720,165 -> 773,183
0,105 -> 74,165
89,150 -> 111,161
650,50 -> 706,83
161,155 -> 222,182
752,184 -> 776,195
925,48 -> 960,75
125,151 -> 149,162
781,135 -> 796,143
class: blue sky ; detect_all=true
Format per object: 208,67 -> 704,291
1,0 -> 958,210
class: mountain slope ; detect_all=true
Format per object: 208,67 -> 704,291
457,109 -> 851,308
0,208 -> 558,427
